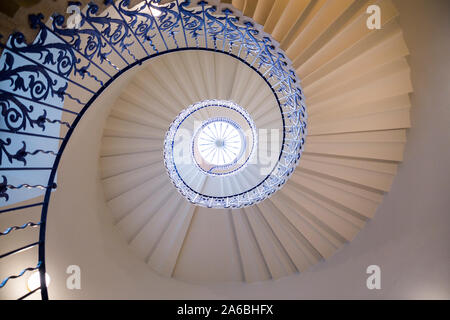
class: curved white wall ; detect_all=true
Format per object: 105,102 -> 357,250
44,0 -> 449,299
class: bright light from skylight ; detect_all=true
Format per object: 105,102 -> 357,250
197,120 -> 243,166
150,7 -> 161,17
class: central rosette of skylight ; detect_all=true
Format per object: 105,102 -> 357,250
193,118 -> 246,175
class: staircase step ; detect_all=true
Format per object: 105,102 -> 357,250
243,205 -> 296,279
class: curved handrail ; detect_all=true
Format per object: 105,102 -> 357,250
0,0 -> 306,299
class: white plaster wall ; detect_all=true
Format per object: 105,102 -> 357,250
44,0 -> 450,299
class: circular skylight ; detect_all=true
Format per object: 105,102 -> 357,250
196,119 -> 245,167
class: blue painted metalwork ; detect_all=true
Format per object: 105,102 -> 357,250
0,0 -> 306,299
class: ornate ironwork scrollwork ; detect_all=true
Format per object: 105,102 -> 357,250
85,2 -> 136,60
0,50 -> 62,102
0,139 -> 27,165
0,0 -> 307,298
116,0 -> 159,53
0,90 -> 47,132
0,175 -> 9,201
0,139 -> 56,166
50,11 -> 115,69
178,0 -> 204,46
152,0 -> 181,47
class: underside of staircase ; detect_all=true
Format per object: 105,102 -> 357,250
98,0 -> 412,283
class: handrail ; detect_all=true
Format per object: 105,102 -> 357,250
0,0 -> 306,299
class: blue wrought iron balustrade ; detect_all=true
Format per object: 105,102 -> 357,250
0,0 -> 306,300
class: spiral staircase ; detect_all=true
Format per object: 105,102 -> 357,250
0,0 -> 412,299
